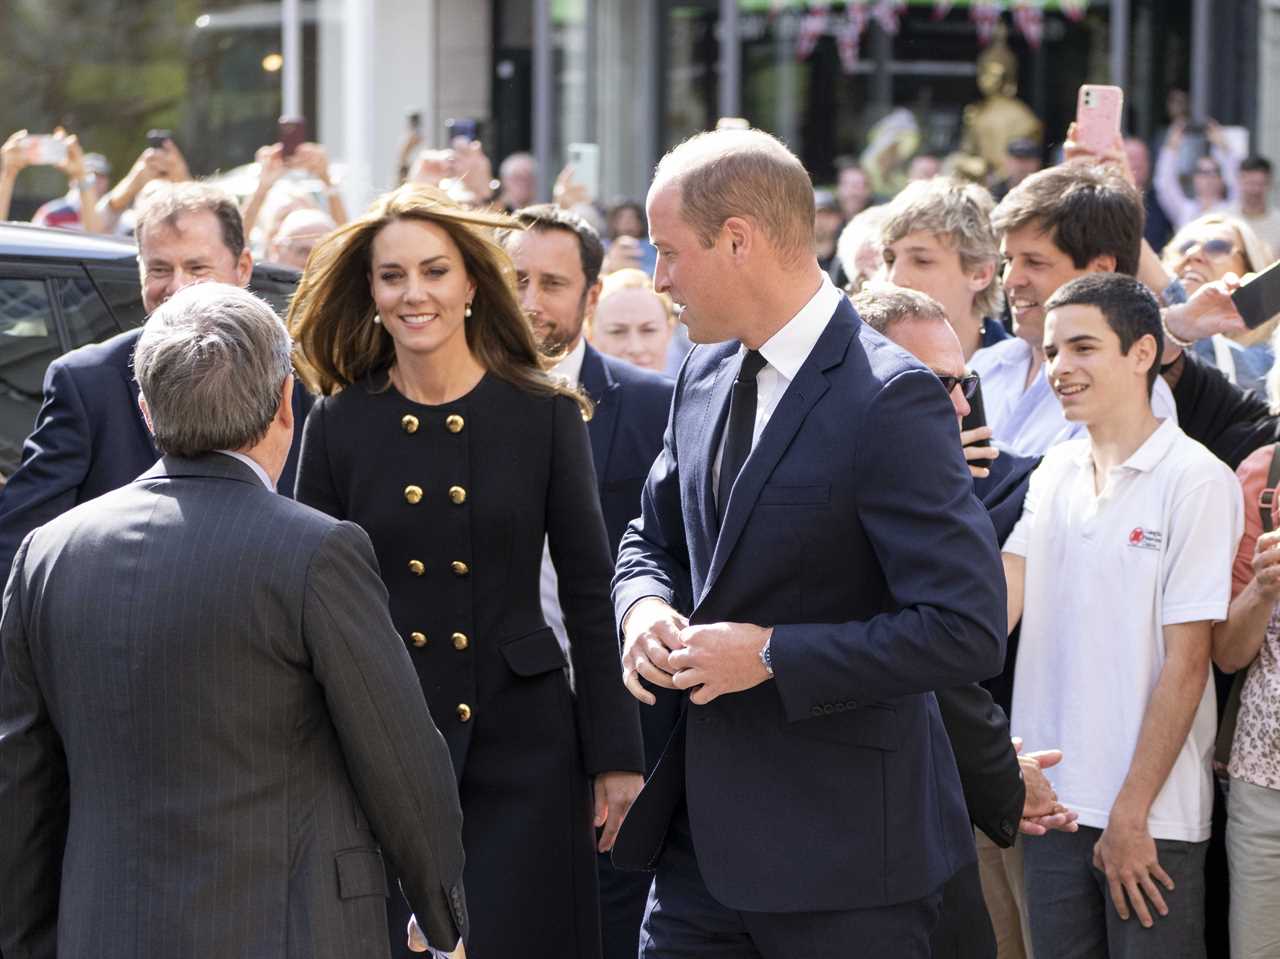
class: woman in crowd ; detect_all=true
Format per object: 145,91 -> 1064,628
289,183 -> 643,959
1162,212 -> 1275,393
588,267 -> 676,374
1214,339 -> 1280,956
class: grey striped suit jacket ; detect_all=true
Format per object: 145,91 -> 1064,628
0,453 -> 466,959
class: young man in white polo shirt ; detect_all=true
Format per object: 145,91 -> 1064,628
1002,273 -> 1242,958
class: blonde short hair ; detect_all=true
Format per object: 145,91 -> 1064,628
880,177 -> 1003,319
652,128 -> 815,263
598,268 -> 677,325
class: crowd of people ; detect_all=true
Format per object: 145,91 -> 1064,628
2,94 -> 1280,959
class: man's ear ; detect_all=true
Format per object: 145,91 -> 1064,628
278,373 -> 295,432
723,216 -> 752,260
138,392 -> 155,435
236,247 -> 254,288
969,259 -> 997,296
584,278 -> 603,320
1086,253 -> 1118,274
1132,332 -> 1159,377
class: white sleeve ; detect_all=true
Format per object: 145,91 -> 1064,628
1154,142 -> 1193,230
1161,464 -> 1245,625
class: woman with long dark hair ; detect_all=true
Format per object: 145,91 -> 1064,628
289,184 -> 643,959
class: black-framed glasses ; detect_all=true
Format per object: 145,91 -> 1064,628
1174,237 -> 1239,261
937,372 -> 980,399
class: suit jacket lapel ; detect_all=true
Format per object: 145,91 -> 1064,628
580,345 -> 620,479
698,304 -> 857,606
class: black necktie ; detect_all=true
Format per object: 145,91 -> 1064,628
717,349 -> 767,524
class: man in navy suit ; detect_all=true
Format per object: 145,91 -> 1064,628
501,205 -> 677,959
0,182 -> 309,577
612,128 -> 1007,958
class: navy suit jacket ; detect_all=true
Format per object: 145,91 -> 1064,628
0,327 -> 311,578
612,297 -> 1007,912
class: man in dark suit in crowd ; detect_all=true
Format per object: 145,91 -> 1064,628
0,181 -> 311,578
0,282 -> 467,959
500,205 -> 677,959
612,127 -> 1007,958
853,283 -> 1079,958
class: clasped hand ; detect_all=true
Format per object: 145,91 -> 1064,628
622,599 -> 772,706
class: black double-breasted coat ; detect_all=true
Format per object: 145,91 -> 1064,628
296,370 -> 644,959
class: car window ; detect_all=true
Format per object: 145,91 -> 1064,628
92,274 -> 147,332
0,279 -> 60,479
55,276 -> 122,349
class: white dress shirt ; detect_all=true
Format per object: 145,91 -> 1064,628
216,450 -> 274,490
711,274 -> 845,503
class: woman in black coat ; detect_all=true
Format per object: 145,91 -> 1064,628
289,184 -> 644,959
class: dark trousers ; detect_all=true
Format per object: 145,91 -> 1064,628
639,804 -> 941,959
1023,825 -> 1207,959
599,851 -> 652,959
930,860 -> 997,959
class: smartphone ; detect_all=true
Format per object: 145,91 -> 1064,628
960,372 -> 990,448
407,110 -> 422,134
446,117 -> 479,143
278,116 -> 307,159
24,135 -> 67,166
716,116 -> 750,131
146,129 -> 172,151
1075,84 -> 1124,155
566,142 -> 600,202
1231,259 -> 1280,330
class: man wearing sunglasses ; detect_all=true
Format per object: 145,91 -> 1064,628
852,283 -> 1077,959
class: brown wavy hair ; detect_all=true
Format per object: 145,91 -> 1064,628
288,183 -> 590,417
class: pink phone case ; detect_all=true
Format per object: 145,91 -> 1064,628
1076,85 -> 1125,155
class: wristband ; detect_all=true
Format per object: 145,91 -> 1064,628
1161,311 -> 1195,350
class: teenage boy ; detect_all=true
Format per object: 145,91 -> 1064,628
972,163 -> 1178,456
1003,273 -> 1242,958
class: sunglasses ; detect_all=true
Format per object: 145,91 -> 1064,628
1174,237 -> 1240,261
937,372 -> 980,399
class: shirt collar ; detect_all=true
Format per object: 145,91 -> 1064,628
754,274 -> 843,382
1072,417 -> 1178,473
215,450 -> 275,490
549,336 -> 587,387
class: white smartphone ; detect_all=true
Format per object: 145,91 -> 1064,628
566,143 -> 600,202
1075,85 -> 1124,155
25,134 -> 68,167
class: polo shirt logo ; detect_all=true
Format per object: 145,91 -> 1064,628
1128,527 -> 1163,550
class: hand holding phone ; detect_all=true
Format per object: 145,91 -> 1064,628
566,143 -> 599,202
278,117 -> 307,160
25,134 -> 68,167
1074,85 -> 1125,156
1231,259 -> 1280,330
146,129 -> 173,151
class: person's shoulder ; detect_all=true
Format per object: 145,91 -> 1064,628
1236,442 -> 1275,486
970,336 -> 1027,375
1035,437 -> 1089,477
53,326 -> 142,375
599,351 -> 674,393
854,322 -> 929,384
1165,424 -> 1241,487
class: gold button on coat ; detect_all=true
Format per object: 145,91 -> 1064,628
448,485 -> 467,505
404,485 -> 423,505
456,703 -> 472,722
452,632 -> 469,650
451,560 -> 470,577
401,414 -> 419,434
408,559 -> 425,576
445,414 -> 465,433
410,631 -> 427,647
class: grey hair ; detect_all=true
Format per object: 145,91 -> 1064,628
849,282 -> 950,335
134,283 -> 293,457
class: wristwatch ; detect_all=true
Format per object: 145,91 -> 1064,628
759,635 -> 774,676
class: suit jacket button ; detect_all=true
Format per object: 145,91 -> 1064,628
452,632 -> 469,650
456,703 -> 472,722
408,559 -> 425,576
810,705 -> 823,717
410,631 -> 427,647
445,414 -> 465,433
1001,819 -> 1015,837
404,484 -> 423,505
822,704 -> 834,715
846,700 -> 858,709
834,702 -> 846,712
401,414 -> 419,434
451,560 -> 470,576
448,485 -> 467,505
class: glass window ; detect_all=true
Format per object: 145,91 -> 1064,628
0,279 -> 60,479
91,273 -> 148,332
56,277 -> 124,349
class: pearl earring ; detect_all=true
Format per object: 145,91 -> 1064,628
373,313 -> 382,325
464,303 -> 473,318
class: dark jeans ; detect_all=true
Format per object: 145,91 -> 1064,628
639,804 -> 941,959
1023,825 -> 1207,959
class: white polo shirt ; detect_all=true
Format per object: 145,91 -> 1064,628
1005,418 -> 1242,842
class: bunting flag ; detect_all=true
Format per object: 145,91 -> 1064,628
971,0 -> 1005,44
1012,0 -> 1044,47
872,0 -> 907,35
795,6 -> 830,61
836,4 -> 871,73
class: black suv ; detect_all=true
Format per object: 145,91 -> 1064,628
0,222 -> 299,478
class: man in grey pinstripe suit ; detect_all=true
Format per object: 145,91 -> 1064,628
0,283 -> 467,959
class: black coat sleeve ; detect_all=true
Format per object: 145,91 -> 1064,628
1172,348 -> 1279,469
934,683 -> 1024,848
547,396 -> 645,776
294,396 -> 345,518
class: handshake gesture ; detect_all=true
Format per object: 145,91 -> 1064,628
622,598 -> 773,706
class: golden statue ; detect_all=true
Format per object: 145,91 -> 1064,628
959,25 -> 1043,178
